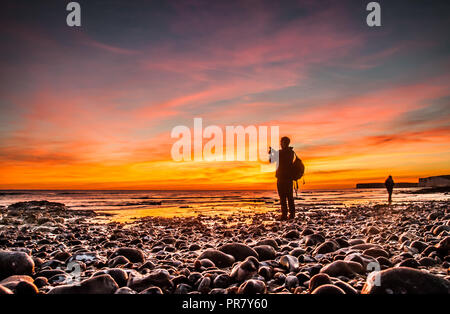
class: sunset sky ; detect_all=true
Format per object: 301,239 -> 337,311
1,0 -> 449,190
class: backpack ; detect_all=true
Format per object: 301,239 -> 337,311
292,153 -> 305,197
292,153 -> 305,181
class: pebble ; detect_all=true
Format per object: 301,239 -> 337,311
198,249 -> 235,268
311,284 -> 346,294
219,243 -> 259,261
48,274 -> 118,294
230,256 -> 259,282
110,247 -> 145,263
320,260 -> 364,277
238,279 -> 266,294
279,255 -> 299,272
253,245 -> 276,261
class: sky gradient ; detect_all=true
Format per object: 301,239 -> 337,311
1,0 -> 449,190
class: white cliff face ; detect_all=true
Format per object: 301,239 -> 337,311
418,175 -> 450,187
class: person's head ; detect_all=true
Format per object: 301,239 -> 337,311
280,136 -> 290,149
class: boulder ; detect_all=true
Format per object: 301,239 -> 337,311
362,267 -> 450,294
0,251 -> 35,280
198,249 -> 235,268
219,243 -> 258,261
48,274 -> 119,294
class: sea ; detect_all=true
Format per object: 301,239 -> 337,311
0,188 -> 448,223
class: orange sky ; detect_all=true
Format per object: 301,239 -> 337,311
1,1 -> 449,190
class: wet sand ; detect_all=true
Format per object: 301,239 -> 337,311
0,199 -> 449,294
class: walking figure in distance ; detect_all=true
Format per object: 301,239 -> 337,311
385,175 -> 394,205
269,136 -> 298,221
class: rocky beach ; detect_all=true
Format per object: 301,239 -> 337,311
0,199 -> 449,294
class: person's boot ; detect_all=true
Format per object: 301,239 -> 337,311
288,212 -> 295,220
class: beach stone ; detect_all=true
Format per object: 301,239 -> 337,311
410,240 -> 428,253
397,258 -> 420,269
238,279 -> 266,294
210,288 -> 227,294
194,258 -> 215,270
140,286 -> 163,294
33,277 -> 48,288
348,239 -> 365,246
309,273 -> 332,292
197,277 -> 211,294
48,274 -> 119,294
365,226 -> 380,235
301,228 -> 315,236
213,274 -> 231,288
433,225 -> 450,236
3,280 -> 38,295
175,283 -> 191,294
419,257 -> 436,267
258,266 -> 272,281
189,244 -> 201,251
313,240 -> 339,255
285,275 -> 299,289
114,287 -> 137,294
110,247 -> 145,263
256,239 -> 279,250
311,284 -> 345,295
350,243 -> 382,251
334,280 -> 358,294
320,260 -> 364,277
363,248 -> 389,259
127,269 -> 173,292
376,256 -> 392,267
283,230 -> 300,239
108,255 -> 130,268
295,272 -> 310,285
54,251 -> 71,262
436,236 -> 450,252
230,256 -> 259,282
198,249 -> 235,268
219,243 -> 259,261
35,269 -> 66,279
304,233 -> 325,246
428,212 -> 443,220
0,284 -> 13,294
279,255 -> 299,272
362,267 -> 450,294
0,251 -> 35,280
253,245 -> 276,261
289,248 -> 306,257
0,275 -> 38,294
93,268 -> 128,287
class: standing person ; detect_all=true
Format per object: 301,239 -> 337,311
269,136 -> 296,220
385,175 -> 394,204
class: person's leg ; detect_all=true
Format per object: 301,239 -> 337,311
388,188 -> 393,204
287,181 -> 295,219
277,180 -> 288,219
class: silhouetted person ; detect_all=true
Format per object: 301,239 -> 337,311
385,175 -> 394,204
269,137 -> 296,220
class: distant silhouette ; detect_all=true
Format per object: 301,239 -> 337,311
385,175 -> 394,204
269,136 -> 297,220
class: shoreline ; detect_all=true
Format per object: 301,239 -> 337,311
0,199 -> 449,294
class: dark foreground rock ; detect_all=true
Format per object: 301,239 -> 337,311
362,267 -> 450,294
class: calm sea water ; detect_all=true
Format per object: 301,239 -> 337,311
0,189 -> 447,222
